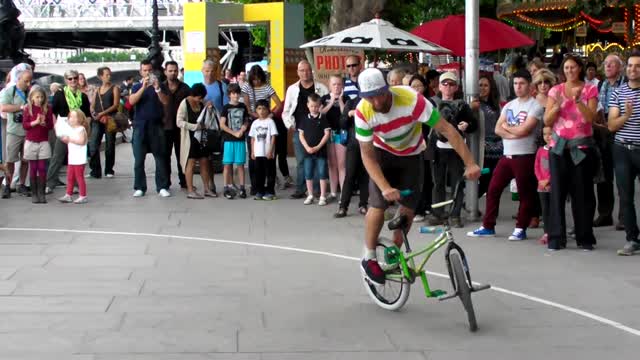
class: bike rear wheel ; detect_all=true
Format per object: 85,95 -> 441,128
449,252 -> 478,332
362,238 -> 411,311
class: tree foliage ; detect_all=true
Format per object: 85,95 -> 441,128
67,51 -> 145,63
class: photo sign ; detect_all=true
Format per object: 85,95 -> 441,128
313,47 -> 365,88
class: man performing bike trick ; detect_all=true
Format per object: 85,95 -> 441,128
355,68 -> 481,285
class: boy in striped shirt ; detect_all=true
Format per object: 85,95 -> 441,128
355,68 -> 481,285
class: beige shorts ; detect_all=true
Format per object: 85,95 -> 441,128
23,140 -> 52,161
5,133 -> 25,163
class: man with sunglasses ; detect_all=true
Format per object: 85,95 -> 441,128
428,72 -> 478,227
343,55 -> 362,100
46,70 -> 91,193
355,68 -> 480,285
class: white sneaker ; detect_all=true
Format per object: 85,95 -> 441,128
159,189 -> 171,198
106,174 -> 114,178
318,196 -> 327,206
413,214 -> 425,222
73,196 -> 88,204
304,195 -> 314,205
58,194 -> 73,203
133,190 -> 145,197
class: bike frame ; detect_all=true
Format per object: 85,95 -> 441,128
385,225 -> 472,298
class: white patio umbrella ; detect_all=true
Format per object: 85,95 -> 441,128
301,17 -> 452,53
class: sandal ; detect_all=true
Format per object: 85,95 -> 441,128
187,191 -> 204,199
334,208 -> 347,218
204,190 -> 217,198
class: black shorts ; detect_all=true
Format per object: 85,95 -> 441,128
368,148 -> 424,210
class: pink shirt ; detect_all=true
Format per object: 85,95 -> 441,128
547,83 -> 598,147
534,145 -> 550,192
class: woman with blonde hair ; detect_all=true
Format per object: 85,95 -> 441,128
533,68 -> 557,108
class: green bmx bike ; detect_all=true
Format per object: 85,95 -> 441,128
361,177 -> 491,332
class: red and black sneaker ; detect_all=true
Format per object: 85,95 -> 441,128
361,259 -> 386,285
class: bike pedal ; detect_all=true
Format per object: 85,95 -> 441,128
429,289 -> 447,298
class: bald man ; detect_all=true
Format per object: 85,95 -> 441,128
595,54 -> 626,230
282,60 -> 328,198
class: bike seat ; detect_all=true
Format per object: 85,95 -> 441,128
388,215 -> 409,231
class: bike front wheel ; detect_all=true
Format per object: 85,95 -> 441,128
362,238 -> 411,311
449,252 -> 478,332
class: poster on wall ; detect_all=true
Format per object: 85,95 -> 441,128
313,47 -> 365,88
185,32 -> 205,54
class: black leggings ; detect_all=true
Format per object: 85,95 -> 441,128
339,144 -> 369,210
275,120 -> 289,177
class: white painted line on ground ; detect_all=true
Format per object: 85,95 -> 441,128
2,227 -> 639,337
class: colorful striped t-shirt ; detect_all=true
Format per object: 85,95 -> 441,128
354,86 -> 440,156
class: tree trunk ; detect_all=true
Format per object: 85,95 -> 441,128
328,0 -> 387,34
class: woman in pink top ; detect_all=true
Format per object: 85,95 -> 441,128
543,54 -> 599,251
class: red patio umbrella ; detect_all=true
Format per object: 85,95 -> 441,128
411,15 -> 534,57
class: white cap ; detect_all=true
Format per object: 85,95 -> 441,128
358,68 -> 389,97
439,72 -> 458,84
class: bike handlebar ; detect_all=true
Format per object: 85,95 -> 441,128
399,168 -> 490,198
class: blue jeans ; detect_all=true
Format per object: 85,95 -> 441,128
132,123 -> 169,193
304,154 -> 328,181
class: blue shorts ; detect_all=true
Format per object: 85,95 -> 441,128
304,154 -> 328,180
222,141 -> 246,165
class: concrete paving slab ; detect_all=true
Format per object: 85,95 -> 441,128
13,280 -> 143,296
78,330 -> 236,353
0,256 -> 48,267
10,267 -> 132,281
44,243 -> 148,255
0,313 -> 123,332
0,245 -> 45,255
0,296 -> 112,312
238,329 -> 396,352
49,255 -> 156,267
0,267 -> 16,280
1,144 -> 639,358
0,281 -> 16,295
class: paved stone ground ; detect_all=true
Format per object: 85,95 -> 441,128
0,142 -> 639,359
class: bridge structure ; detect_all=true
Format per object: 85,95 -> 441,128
15,0 -> 183,49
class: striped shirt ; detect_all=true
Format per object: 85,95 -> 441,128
610,83 -> 640,143
355,86 -> 440,156
241,83 -> 276,113
344,78 -> 359,99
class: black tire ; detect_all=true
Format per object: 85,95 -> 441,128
361,238 -> 411,311
450,252 -> 478,332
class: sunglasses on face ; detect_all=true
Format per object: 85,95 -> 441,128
346,64 -> 360,68
67,77 -> 78,81
441,82 -> 457,87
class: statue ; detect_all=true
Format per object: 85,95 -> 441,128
0,0 -> 27,63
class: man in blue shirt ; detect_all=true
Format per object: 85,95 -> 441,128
202,59 -> 229,114
129,60 -> 171,198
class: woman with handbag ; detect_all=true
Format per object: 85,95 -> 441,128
177,83 -> 215,199
88,67 -> 120,178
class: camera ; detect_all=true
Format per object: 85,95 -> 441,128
13,112 -> 23,123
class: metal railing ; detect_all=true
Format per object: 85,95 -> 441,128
15,0 -> 185,19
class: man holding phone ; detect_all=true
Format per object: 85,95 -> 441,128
128,59 -> 170,198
